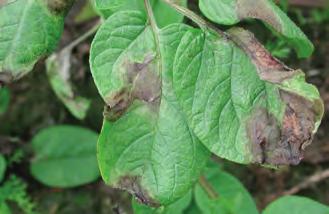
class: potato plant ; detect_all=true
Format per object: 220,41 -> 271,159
0,0 -> 328,213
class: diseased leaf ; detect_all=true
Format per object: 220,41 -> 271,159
94,0 -> 187,27
263,196 -> 329,214
90,11 -> 210,206
167,24 -> 323,166
0,154 -> 6,182
0,0 -> 72,82
30,125 -> 100,188
46,50 -> 91,120
132,190 -> 192,214
194,162 -> 258,214
199,0 -> 313,57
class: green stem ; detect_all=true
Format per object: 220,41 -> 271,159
144,0 -> 162,73
63,21 -> 101,52
199,176 -> 219,199
161,0 -> 225,36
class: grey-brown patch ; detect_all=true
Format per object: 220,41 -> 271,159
104,88 -> 132,122
104,55 -> 161,122
0,72 -> 13,87
228,28 -> 298,84
116,176 -> 160,207
248,91 -> 316,165
237,0 -> 282,32
46,0 -> 75,15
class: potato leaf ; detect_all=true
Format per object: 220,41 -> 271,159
194,162 -> 258,214
46,50 -> 91,120
169,24 -> 323,166
94,0 -> 187,28
90,11 -> 210,206
0,0 -> 72,82
30,125 -> 100,188
263,196 -> 329,214
199,0 -> 313,57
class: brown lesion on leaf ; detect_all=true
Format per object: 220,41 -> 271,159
236,0 -> 282,31
46,0 -> 75,15
247,91 -> 316,165
228,27 -> 299,84
116,176 -> 160,207
104,55 -> 161,122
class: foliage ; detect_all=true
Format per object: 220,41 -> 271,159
0,0 -> 327,213
30,125 -> 100,188
0,176 -> 37,214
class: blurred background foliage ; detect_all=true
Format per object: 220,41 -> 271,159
1,0 -> 329,213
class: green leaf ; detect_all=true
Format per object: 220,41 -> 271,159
198,0 -> 313,58
168,24 -> 323,166
0,0 -> 72,82
91,10 -> 210,206
0,87 -> 10,115
0,155 -> 6,182
0,203 -> 11,214
94,0 -> 187,28
30,125 -> 100,188
263,196 -> 329,214
46,50 -> 91,120
194,163 -> 258,214
132,190 -> 192,214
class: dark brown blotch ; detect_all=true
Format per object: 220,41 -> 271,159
104,55 -> 161,122
248,91 -> 316,165
116,176 -> 160,207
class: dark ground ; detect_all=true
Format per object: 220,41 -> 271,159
1,0 -> 329,213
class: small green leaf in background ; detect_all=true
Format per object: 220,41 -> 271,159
132,190 -> 192,214
263,196 -> 329,214
0,87 -> 10,115
194,162 -> 259,214
46,50 -> 91,120
30,125 -> 100,188
198,0 -> 313,57
94,0 -> 187,28
0,155 -> 6,182
0,0 -> 72,82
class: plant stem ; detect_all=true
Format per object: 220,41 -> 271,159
144,0 -> 162,73
199,176 -> 219,199
161,0 -> 225,36
63,21 -> 101,52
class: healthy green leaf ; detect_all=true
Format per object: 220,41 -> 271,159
194,163 -> 258,214
94,0 -> 187,28
0,0 -> 72,82
263,196 -> 329,214
0,87 -> 10,115
91,10 -> 210,206
132,190 -> 192,214
46,50 -> 91,120
198,0 -> 314,58
0,203 -> 11,214
168,23 -> 323,166
0,155 -> 6,182
30,125 -> 100,188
